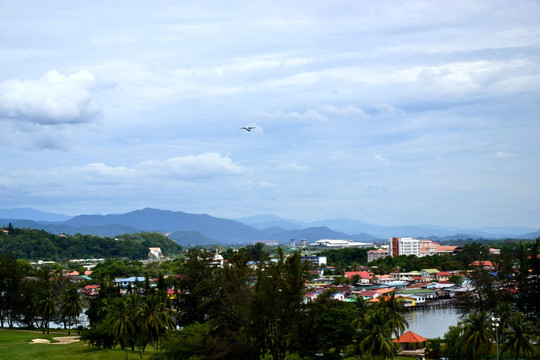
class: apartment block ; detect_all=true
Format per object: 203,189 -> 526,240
388,237 -> 420,257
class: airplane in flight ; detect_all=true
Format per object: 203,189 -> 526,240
240,126 -> 255,132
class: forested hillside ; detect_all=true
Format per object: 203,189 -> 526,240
0,225 -> 182,261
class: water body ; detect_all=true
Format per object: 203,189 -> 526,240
402,307 -> 462,339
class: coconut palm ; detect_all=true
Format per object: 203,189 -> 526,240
60,285 -> 83,335
462,311 -> 494,359
109,297 -> 135,360
359,308 -> 396,359
502,313 -> 535,360
137,293 -> 174,351
380,292 -> 408,338
36,290 -> 57,334
352,295 -> 369,331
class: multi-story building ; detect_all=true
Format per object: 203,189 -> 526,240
388,237 -> 420,257
367,248 -> 390,262
301,255 -> 327,267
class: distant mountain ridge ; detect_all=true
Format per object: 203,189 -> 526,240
0,208 -> 72,222
1,207 -> 538,246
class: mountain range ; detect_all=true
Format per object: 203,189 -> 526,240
0,208 -> 538,247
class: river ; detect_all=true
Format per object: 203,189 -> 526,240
402,306 -> 463,339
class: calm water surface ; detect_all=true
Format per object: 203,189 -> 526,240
402,307 -> 462,339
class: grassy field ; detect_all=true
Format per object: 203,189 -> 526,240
0,329 -> 151,360
0,328 -> 423,360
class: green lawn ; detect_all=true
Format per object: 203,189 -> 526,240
0,329 -> 152,360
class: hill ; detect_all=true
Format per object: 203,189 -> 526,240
0,227 -> 182,261
1,207 -> 538,246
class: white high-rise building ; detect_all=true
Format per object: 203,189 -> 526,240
388,237 -> 420,257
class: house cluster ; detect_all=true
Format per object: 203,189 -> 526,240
304,267 -> 471,307
82,275 -> 166,297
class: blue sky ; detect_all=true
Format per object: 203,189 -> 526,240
1,0 -> 539,228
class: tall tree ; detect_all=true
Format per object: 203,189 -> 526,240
379,292 -> 409,338
252,250 -> 307,360
137,293 -> 174,351
462,311 -> 494,360
0,253 -> 25,327
60,285 -> 83,335
36,290 -> 58,334
502,312 -> 535,360
174,248 -> 219,326
109,297 -> 136,360
210,250 -> 259,359
358,308 -> 396,360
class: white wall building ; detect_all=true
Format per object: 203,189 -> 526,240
301,255 -> 327,267
309,239 -> 372,248
388,237 -> 420,257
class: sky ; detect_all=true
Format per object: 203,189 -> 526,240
1,1 -> 539,228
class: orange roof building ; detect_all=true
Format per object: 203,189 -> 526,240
393,330 -> 428,351
393,330 -> 427,343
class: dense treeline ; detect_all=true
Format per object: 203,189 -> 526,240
0,225 -> 182,261
0,253 -> 83,332
153,248 -> 411,360
1,226 -> 539,359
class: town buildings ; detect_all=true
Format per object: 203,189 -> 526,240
381,237 -> 458,259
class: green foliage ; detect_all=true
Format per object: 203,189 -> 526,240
173,248 -> 220,326
425,338 -> 443,359
501,311 -> 536,360
0,227 -> 182,261
319,247 -> 372,267
151,322 -> 213,360
60,285 -> 84,335
462,311 -> 494,359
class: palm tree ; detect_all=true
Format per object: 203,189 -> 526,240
60,285 -> 83,335
462,311 -> 494,359
380,293 -> 408,338
36,290 -> 57,334
502,313 -> 535,360
359,308 -> 396,359
352,295 -> 369,329
137,293 -> 174,351
109,297 -> 135,360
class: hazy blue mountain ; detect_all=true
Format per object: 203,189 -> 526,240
65,208 -> 268,243
521,229 -> 540,240
269,226 -> 379,244
2,208 -> 538,245
262,226 -> 292,234
234,214 -> 305,230
0,208 -> 72,222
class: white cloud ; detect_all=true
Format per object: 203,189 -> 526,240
319,104 -> 368,117
138,153 -> 246,178
0,70 -> 102,125
256,109 -> 328,123
493,152 -> 516,159
280,162 -> 311,171
374,103 -> 405,116
258,181 -> 276,188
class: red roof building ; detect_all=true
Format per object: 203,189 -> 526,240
393,330 -> 428,352
345,271 -> 372,284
